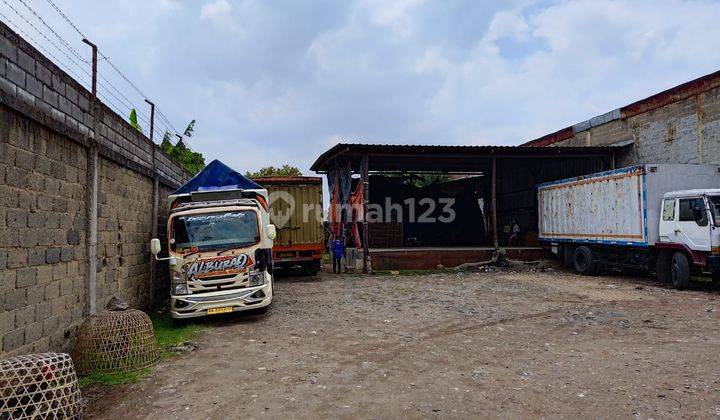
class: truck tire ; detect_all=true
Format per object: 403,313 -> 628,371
301,261 -> 320,276
671,251 -> 690,290
573,246 -> 596,275
656,251 -> 672,284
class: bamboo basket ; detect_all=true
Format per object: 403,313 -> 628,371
0,352 -> 83,419
73,307 -> 159,376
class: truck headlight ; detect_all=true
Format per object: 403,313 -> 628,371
171,271 -> 188,295
248,270 -> 265,286
171,270 -> 184,283
172,283 -> 189,295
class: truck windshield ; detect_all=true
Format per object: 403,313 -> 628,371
709,196 -> 720,227
171,211 -> 260,252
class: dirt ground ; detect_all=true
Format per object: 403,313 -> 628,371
85,264 -> 720,419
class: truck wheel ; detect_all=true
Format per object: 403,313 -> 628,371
671,251 -> 690,290
573,246 -> 596,275
302,261 -> 320,276
656,251 -> 672,284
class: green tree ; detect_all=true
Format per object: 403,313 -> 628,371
128,108 -> 143,133
159,120 -> 205,175
246,165 -> 302,178
383,172 -> 450,188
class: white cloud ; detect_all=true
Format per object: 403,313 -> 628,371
200,0 -> 232,21
485,8 -> 529,42
361,0 -> 424,36
411,0 -> 720,145
17,0 -> 719,175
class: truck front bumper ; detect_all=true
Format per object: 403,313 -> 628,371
170,281 -> 272,319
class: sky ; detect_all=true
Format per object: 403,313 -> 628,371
4,0 -> 720,175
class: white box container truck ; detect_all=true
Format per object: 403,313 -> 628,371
538,164 -> 720,289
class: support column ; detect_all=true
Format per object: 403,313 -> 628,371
150,177 -> 159,289
146,99 -> 159,296
83,38 -> 98,314
491,156 -> 498,250
85,148 -> 98,314
361,155 -> 370,273
696,94 -> 704,164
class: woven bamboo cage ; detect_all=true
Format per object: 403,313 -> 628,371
73,303 -> 159,376
0,352 -> 83,419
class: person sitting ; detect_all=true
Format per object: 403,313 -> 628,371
508,220 -> 521,246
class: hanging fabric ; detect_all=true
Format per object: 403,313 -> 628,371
347,179 -> 364,248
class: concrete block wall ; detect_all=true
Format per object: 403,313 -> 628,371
0,21 -> 191,355
97,160 -> 155,310
0,106 -> 87,355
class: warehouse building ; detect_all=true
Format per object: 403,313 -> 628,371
312,70 -> 720,272
522,70 -> 720,166
311,144 -> 620,271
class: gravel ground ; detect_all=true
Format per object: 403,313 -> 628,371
85,264 -> 720,419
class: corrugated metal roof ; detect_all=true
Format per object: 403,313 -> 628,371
311,142 -> 623,172
252,176 -> 322,184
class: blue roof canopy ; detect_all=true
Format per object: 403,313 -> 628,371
173,159 -> 263,195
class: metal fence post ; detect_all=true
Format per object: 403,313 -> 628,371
82,38 -> 98,314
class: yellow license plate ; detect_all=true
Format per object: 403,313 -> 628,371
207,306 -> 233,315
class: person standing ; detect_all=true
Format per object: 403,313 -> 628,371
331,237 -> 345,274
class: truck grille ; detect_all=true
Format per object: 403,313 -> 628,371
188,273 -> 247,292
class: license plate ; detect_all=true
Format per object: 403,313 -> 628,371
207,306 -> 233,315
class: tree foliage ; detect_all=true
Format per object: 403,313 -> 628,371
128,109 -> 143,133
246,165 -> 302,179
159,120 -> 205,176
384,173 -> 451,188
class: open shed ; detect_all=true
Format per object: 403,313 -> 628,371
311,143 -> 625,271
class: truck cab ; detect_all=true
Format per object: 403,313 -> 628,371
656,189 -> 720,286
150,160 -> 277,318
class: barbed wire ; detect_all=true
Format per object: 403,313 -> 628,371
44,0 -> 85,38
15,0 -> 88,63
1,2 -> 164,139
6,0 -> 193,148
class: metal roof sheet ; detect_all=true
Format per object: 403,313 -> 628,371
311,142 -> 624,172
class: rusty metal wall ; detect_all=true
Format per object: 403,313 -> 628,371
537,164 -> 720,246
538,166 -> 648,245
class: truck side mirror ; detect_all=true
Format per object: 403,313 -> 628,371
267,224 -> 277,240
150,238 -> 161,255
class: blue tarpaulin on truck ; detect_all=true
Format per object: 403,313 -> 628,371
173,159 -> 263,194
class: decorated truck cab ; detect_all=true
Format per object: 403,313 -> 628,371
150,160 -> 277,318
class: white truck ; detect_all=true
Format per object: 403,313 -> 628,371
150,160 -> 277,318
538,164 -> 720,289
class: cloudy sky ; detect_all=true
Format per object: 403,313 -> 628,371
5,0 -> 720,174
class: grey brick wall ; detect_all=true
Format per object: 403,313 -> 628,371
1,105 -> 87,355
0,21 -> 191,356
544,83 -> 720,166
97,160 -> 155,309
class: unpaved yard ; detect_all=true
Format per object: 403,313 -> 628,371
85,266 -> 720,418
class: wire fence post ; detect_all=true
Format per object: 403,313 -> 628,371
81,38 -> 96,96
145,99 -> 159,300
145,99 -> 155,143
82,38 -> 98,315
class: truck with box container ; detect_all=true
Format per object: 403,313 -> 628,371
538,164 -> 720,289
252,176 -> 324,276
150,160 -> 277,318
